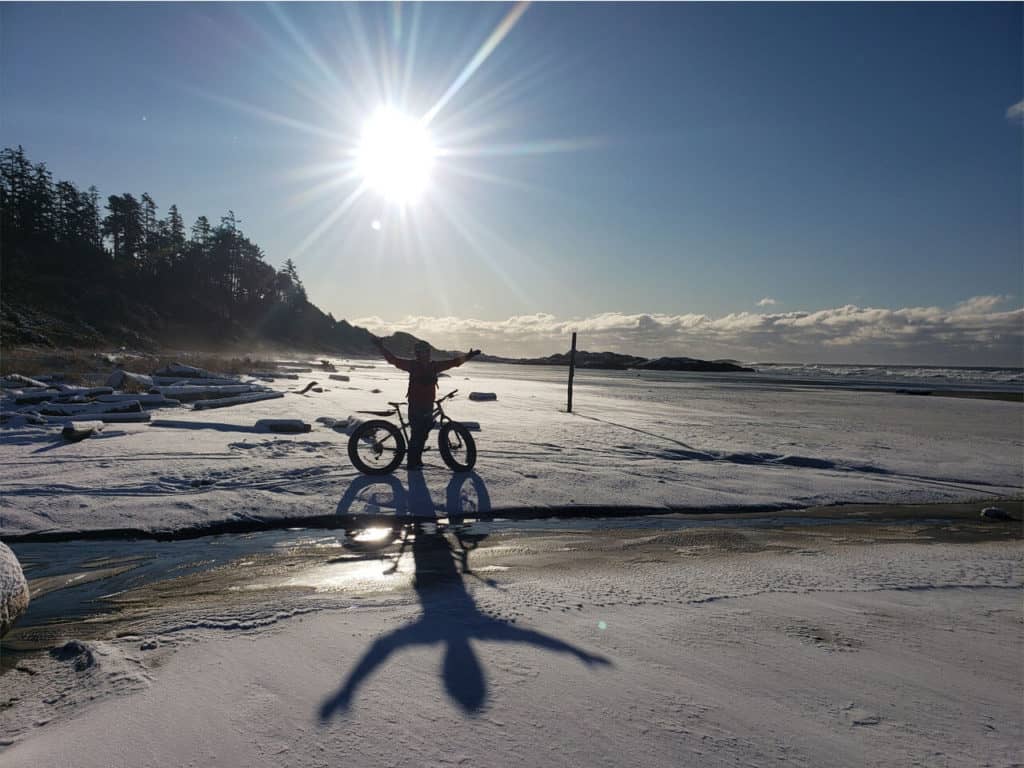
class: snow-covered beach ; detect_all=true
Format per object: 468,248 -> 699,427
1,361 -> 1021,538
1,360 -> 1021,766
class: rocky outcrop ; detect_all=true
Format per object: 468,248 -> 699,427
477,351 -> 755,373
0,541 -> 30,637
633,357 -> 755,373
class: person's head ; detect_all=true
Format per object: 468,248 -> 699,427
414,340 -> 431,361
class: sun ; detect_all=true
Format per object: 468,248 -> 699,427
355,107 -> 436,205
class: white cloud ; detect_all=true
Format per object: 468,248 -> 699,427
1006,100 -> 1024,122
756,297 -> 777,307
951,295 -> 1010,315
354,297 -> 1024,365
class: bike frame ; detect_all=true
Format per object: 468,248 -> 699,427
381,389 -> 459,445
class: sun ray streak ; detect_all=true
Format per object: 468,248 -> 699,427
343,3 -> 388,109
430,194 -> 533,309
440,137 -> 607,158
287,182 -> 368,262
183,84 -> 349,143
233,6 -> 360,123
400,2 -> 424,107
268,3 -> 347,95
423,1 -> 531,126
428,51 -> 557,139
440,162 -> 547,196
286,168 -> 361,210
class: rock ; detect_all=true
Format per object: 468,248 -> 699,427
980,507 -> 1013,521
633,356 -> 756,373
62,420 -> 105,442
50,640 -> 97,671
468,392 -> 498,401
0,542 -> 30,637
477,350 -> 756,373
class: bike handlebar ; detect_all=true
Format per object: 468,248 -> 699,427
436,389 -> 458,404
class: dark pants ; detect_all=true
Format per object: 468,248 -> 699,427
407,404 -> 433,466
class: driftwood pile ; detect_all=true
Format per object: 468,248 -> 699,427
1,362 -> 283,435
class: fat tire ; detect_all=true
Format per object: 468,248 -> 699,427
438,422 -> 476,472
348,420 -> 406,475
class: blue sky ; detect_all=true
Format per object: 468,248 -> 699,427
2,2 -> 1021,363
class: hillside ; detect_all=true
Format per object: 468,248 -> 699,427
0,145 -> 415,356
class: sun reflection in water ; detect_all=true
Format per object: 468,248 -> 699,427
351,526 -> 398,543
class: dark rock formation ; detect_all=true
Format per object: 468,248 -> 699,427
476,351 -> 755,373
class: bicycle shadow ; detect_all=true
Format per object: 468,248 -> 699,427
334,470 -> 491,524
320,474 -> 611,719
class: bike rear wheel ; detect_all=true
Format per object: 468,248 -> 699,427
438,422 -> 476,472
348,420 -> 407,475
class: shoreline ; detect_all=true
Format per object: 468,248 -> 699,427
4,498 -> 1021,544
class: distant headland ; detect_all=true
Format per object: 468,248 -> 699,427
476,351 -> 755,373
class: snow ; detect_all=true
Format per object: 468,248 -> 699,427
0,541 -> 29,636
1,361 -> 1019,764
1,350 -> 1020,764
0,361 -> 1020,538
0,527 -> 1019,766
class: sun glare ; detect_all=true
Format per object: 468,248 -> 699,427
355,108 -> 436,204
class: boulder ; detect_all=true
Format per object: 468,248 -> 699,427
980,506 -> 1013,521
0,542 -> 30,637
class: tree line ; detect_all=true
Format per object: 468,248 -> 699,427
0,145 -> 361,351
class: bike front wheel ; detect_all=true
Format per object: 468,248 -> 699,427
438,422 -> 476,472
348,420 -> 407,475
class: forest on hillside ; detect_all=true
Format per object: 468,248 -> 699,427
0,145 -> 378,353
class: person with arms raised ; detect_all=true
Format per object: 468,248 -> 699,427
372,336 -> 480,469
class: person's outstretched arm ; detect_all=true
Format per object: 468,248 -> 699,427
372,335 -> 413,372
434,348 -> 481,373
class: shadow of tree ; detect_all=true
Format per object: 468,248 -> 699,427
320,474 -> 611,719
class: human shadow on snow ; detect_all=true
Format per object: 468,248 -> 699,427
320,472 -> 611,719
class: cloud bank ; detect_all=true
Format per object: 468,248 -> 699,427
1006,100 -> 1024,123
355,296 -> 1024,366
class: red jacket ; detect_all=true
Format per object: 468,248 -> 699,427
380,348 -> 469,408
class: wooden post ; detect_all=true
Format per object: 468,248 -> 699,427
567,332 -> 577,413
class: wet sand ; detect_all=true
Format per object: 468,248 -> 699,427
6,501 -> 1020,652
